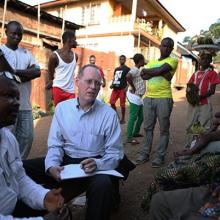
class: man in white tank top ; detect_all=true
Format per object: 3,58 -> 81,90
46,31 -> 78,106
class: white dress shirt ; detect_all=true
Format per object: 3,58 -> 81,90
0,128 -> 48,220
45,99 -> 124,171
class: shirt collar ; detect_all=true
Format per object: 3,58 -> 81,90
76,97 -> 97,113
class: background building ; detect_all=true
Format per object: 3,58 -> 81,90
40,0 -> 185,59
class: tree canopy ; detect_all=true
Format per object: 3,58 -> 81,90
182,19 -> 220,61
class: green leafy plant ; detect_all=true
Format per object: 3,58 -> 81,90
190,121 -> 204,135
32,104 -> 47,120
47,101 -> 55,115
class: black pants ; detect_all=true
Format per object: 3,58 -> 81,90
13,200 -> 47,218
23,156 -> 119,220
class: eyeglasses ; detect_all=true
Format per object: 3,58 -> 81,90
0,72 -> 21,83
83,79 -> 102,88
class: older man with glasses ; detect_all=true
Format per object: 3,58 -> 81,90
23,64 -> 125,220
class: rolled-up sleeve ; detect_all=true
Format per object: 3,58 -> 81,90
45,110 -> 65,171
94,113 -> 124,170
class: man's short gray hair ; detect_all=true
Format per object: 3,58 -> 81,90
78,64 -> 101,78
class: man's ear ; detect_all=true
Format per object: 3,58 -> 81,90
75,77 -> 79,87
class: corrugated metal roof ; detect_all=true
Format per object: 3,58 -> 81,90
0,0 -> 83,30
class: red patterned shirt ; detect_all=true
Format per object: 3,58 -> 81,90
189,68 -> 220,105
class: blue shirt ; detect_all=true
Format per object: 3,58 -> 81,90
45,99 -> 124,171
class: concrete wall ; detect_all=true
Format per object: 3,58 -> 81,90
77,35 -> 135,57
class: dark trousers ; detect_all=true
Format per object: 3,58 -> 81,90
13,200 -> 47,218
23,156 -> 119,220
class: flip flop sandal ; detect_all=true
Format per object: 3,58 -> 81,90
126,139 -> 140,145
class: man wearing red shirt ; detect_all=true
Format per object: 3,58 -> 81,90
186,53 -> 220,145
89,55 -> 106,101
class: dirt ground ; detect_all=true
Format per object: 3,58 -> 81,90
29,85 -> 220,220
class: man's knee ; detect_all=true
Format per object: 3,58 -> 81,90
160,129 -> 169,136
23,157 -> 47,184
95,175 -> 112,188
90,175 -> 113,192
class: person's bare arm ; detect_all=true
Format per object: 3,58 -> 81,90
75,53 -> 78,62
102,76 -> 106,87
175,130 -> 220,157
45,53 -> 58,90
141,63 -> 173,81
126,72 -> 136,93
15,65 -> 41,82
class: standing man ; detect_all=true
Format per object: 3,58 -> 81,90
46,31 -> 78,106
89,55 -> 106,87
0,21 -> 41,159
126,53 -> 146,144
109,55 -> 130,124
89,54 -> 106,101
136,37 -> 178,167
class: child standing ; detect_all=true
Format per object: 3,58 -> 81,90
186,52 -> 220,145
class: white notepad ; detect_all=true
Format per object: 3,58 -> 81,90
60,164 -> 124,180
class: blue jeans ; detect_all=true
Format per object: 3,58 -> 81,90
142,97 -> 173,159
15,110 -> 33,159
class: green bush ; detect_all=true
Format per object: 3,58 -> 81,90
32,104 -> 47,120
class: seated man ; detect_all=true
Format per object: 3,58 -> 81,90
175,112 -> 220,157
24,64 -> 124,220
0,73 -> 70,220
149,184 -> 220,220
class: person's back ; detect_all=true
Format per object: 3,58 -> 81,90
126,53 -> 146,144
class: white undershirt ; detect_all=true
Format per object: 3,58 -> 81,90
52,51 -> 77,93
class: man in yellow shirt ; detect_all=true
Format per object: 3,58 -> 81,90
136,37 -> 178,167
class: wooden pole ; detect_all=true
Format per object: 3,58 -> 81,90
131,0 -> 137,27
61,5 -> 67,44
37,2 -> 40,39
1,0 -> 8,39
148,40 -> 151,60
138,23 -> 141,52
